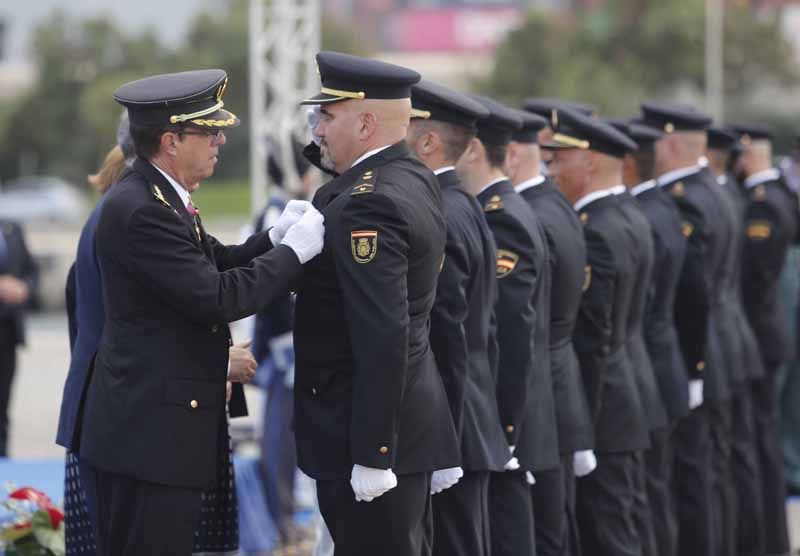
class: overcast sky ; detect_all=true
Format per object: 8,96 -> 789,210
2,0 -> 215,62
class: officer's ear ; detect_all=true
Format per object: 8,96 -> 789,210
160,130 -> 180,158
358,111 -> 378,140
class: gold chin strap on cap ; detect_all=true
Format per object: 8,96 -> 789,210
170,100 -> 225,124
321,87 -> 365,100
552,133 -> 590,150
410,108 -> 431,119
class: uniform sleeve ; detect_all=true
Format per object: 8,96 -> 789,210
488,213 -> 537,447
429,215 -> 470,440
122,203 -> 302,325
741,201 -> 788,326
206,228 -> 274,271
672,201 -> 710,379
333,192 -> 410,469
573,227 -> 615,421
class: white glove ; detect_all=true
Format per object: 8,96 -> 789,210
350,464 -> 398,502
504,445 -> 520,471
307,107 -> 322,146
574,450 -> 598,477
431,467 -> 463,495
281,208 -> 325,264
689,379 -> 704,410
526,471 -> 536,485
268,200 -> 316,246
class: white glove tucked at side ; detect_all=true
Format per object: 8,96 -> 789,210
574,449 -> 598,477
688,379 -> 704,410
350,464 -> 398,502
281,208 -> 325,264
431,467 -> 464,495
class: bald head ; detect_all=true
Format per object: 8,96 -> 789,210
314,98 -> 412,173
737,139 -> 773,179
654,130 -> 707,176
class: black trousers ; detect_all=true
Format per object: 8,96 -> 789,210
751,373 -> 791,555
94,468 -> 203,556
0,319 -> 17,457
489,469 -> 537,556
632,450 -> 657,556
730,387 -> 765,556
673,405 -> 715,556
576,451 -> 640,556
644,426 -> 677,556
317,472 -> 433,556
709,399 -> 736,556
432,470 -> 490,556
532,455 -> 581,556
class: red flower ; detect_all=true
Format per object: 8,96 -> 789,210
9,487 -> 51,508
45,506 -> 64,529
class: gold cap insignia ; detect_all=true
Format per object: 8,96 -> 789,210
746,220 -> 771,240
351,230 -> 378,263
484,195 -> 504,212
496,249 -> 519,278
754,184 -> 766,201
351,183 -> 374,196
582,265 -> 592,292
682,221 -> 694,237
741,134 -> 752,146
671,181 -> 685,197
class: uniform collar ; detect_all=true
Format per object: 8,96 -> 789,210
477,176 -> 509,196
434,165 -> 456,176
657,164 -> 702,187
152,162 -> 192,208
744,167 -> 781,189
574,188 -> 613,212
609,184 -> 626,195
631,179 -> 657,197
351,145 -> 393,168
513,175 -> 546,194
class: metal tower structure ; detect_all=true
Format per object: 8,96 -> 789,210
249,0 -> 320,215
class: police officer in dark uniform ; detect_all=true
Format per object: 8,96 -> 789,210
407,79 -> 510,556
508,107 -> 595,556
80,69 -> 325,555
293,52 -> 460,556
455,95 -> 555,556
707,125 -> 767,556
733,123 -> 798,556
641,102 -> 725,556
543,109 -> 648,556
620,121 -> 689,556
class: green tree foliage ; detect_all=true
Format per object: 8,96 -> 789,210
0,1 -> 370,183
483,0 -> 798,121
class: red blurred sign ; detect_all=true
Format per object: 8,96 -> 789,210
389,7 -> 524,52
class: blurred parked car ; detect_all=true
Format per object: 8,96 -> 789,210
0,176 -> 87,225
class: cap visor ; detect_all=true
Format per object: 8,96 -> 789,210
540,140 -> 576,150
187,108 -> 240,128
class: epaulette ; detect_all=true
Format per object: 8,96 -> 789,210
351,169 -> 376,196
484,195 -> 504,212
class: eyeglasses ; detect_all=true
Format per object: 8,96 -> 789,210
178,129 -> 225,145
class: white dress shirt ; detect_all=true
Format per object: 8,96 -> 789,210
630,179 -> 657,197
513,175 -> 546,194
656,164 -> 702,187
744,168 -> 781,189
574,188 -> 614,212
351,145 -> 392,168
434,166 -> 456,176
152,163 -> 192,209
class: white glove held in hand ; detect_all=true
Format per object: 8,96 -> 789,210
504,445 -> 520,471
307,107 -> 322,146
281,208 -> 325,264
526,471 -> 536,485
688,379 -> 704,410
431,467 -> 464,495
350,464 -> 398,502
574,450 -> 598,477
269,200 -> 315,246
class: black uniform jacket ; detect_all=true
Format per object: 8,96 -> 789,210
617,191 -> 668,432
573,194 -> 649,453
740,172 -> 799,372
430,169 -> 509,472
721,176 -> 765,382
518,178 -> 594,454
661,169 -> 729,402
0,220 -> 38,346
478,179 -> 560,472
293,141 -> 460,480
80,158 -> 301,489
633,184 -> 690,422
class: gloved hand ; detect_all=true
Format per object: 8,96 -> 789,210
281,208 -> 325,264
689,379 -> 704,410
504,445 -> 520,471
350,464 -> 398,502
431,467 -> 463,495
526,471 -> 536,485
269,200 -> 316,246
307,107 -> 322,146
574,450 -> 598,477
